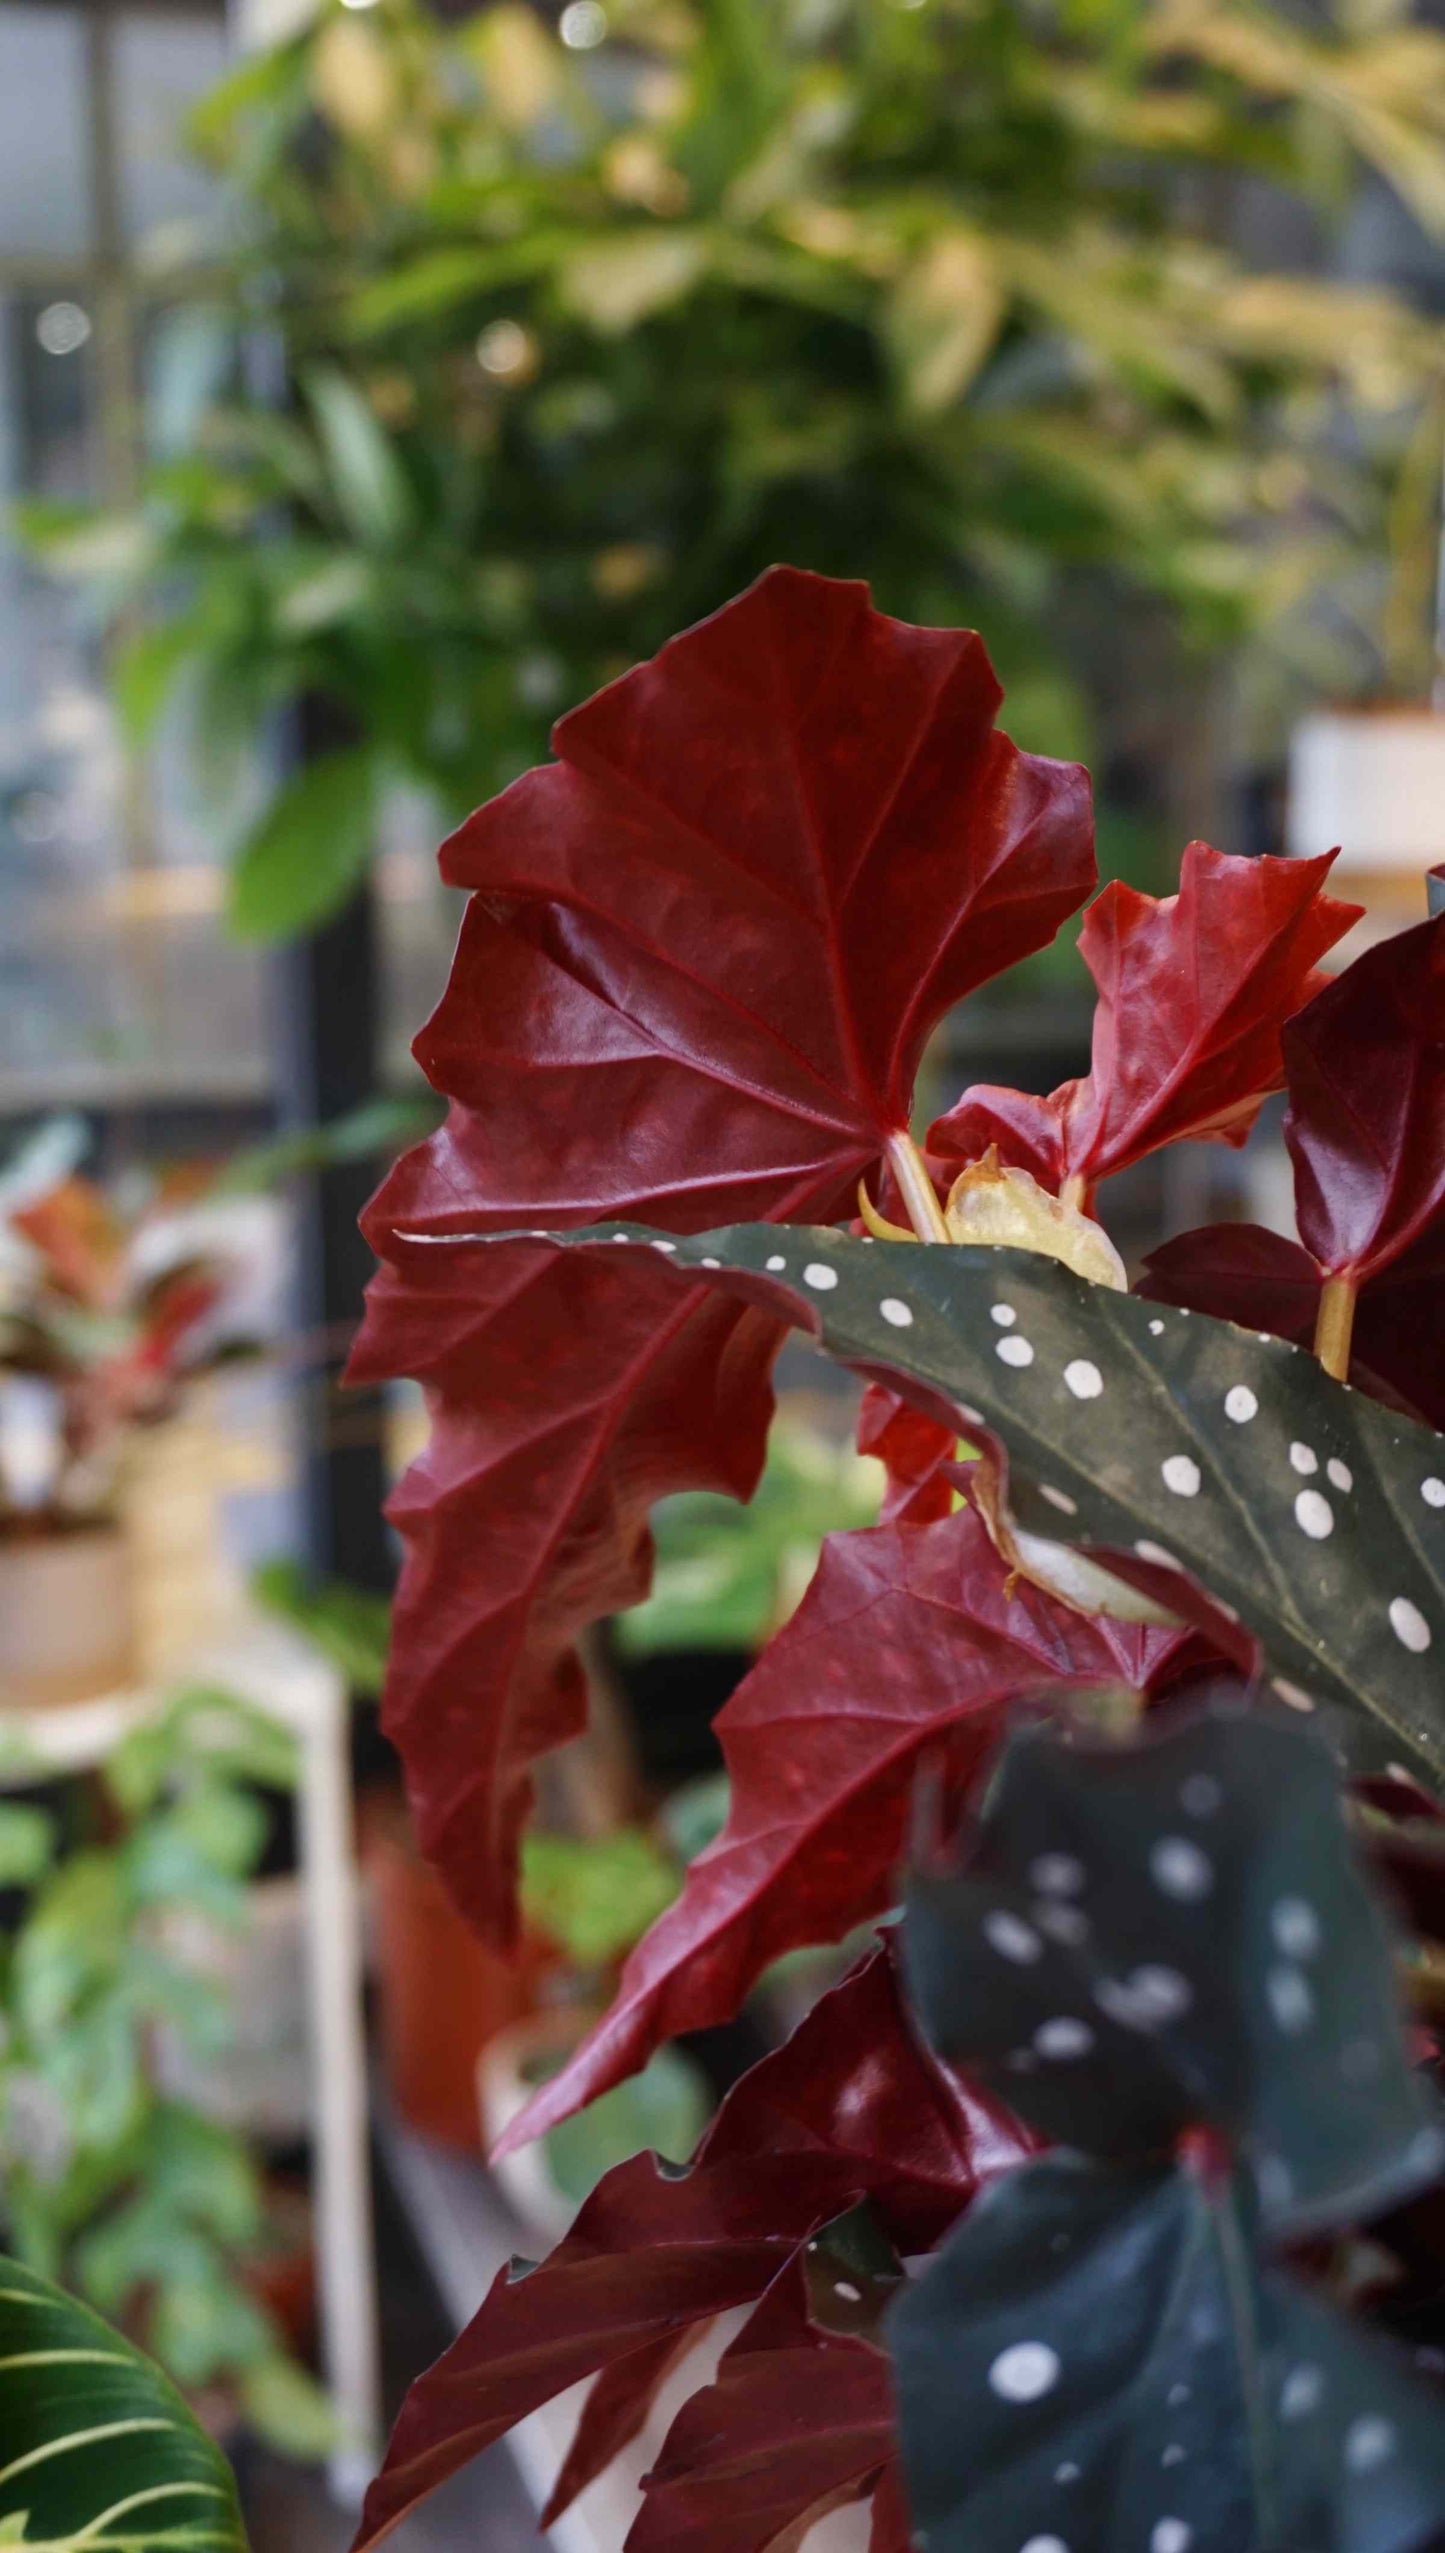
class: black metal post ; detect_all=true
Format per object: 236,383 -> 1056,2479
273,704 -> 393,1593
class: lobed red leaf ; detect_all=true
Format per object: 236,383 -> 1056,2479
353,1943 -> 1024,2550
930,843 -> 1358,1200
500,1504 -> 1196,2156
354,566 -> 1094,1939
627,2257 -> 896,2553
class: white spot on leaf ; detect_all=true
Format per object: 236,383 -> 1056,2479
1345,2416 -> 1396,2473
1268,1966 -> 1315,2034
1034,2016 -> 1094,2060
991,1303 -> 1017,1327
1224,1386 -> 1257,1423
1290,1442 -> 1318,1475
1294,1489 -> 1333,1540
1424,1478 -> 1445,1509
1161,1456 -> 1201,1498
1272,1899 -> 1321,1959
1391,1597 -> 1432,1653
988,2342 -> 1060,2403
984,1910 -> 1042,1965
879,1298 -> 913,1328
1040,1485 -> 1078,1516
1280,2365 -> 1324,2420
1327,1458 -> 1352,1492
1150,1837 -> 1213,1901
1030,1855 -> 1085,1897
1064,1360 -> 1103,1400
997,1336 -> 1035,1369
765,1254 -> 786,1272
803,1262 -> 838,1291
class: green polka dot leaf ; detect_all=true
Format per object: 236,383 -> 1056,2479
0,2254 -> 248,2549
889,2151 -> 1445,2553
516,1226 -> 1445,1787
903,1708 -> 1440,2237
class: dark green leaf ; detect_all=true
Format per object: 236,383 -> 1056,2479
228,749 -> 376,941
529,1228 -> 1445,1785
889,2152 -> 1445,2553
0,2251 -> 248,2548
904,1706 -> 1441,2233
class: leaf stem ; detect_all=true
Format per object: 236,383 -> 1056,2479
1313,1272 -> 1357,1382
884,1130 -> 950,1245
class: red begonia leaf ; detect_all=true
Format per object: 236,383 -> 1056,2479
349,1236 -> 781,1940
856,1382 -> 956,1524
1140,1221 -> 1445,1434
501,1504 -> 1197,2155
868,2460 -> 913,2553
353,1944 -> 1023,2549
627,2254 -> 897,2553
544,2332 -> 700,2526
1284,909 -> 1445,1285
355,566 -> 1094,1940
929,844 -> 1357,1200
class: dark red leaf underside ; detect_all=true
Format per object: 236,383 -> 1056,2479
930,843 -> 1357,1197
355,566 -> 1095,1939
1284,908 -> 1445,1283
502,1504 -> 1197,2155
352,1240 -> 782,1938
353,1944 -> 1024,2551
627,2261 -> 896,2553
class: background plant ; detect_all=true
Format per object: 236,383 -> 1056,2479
21,0 -> 1445,938
0,1688 -> 334,2461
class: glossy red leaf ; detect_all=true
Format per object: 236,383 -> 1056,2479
353,1944 -> 1021,2550
1284,908 -> 1445,1284
627,2258 -> 896,2553
356,566 -> 1094,1940
856,1382 -> 955,1524
501,1504 -> 1196,2156
929,843 -> 1357,1201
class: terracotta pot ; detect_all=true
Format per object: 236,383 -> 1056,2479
0,1523 -> 135,1708
371,1830 -> 549,2148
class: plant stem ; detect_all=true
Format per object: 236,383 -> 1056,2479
1313,1272 -> 1357,1381
1060,1173 -> 1087,1215
884,1130 -> 950,1245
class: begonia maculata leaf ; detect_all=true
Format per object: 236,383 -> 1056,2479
353,565 -> 1094,1939
902,1708 -> 1442,2233
1140,1221 -> 1445,1435
889,2150 -> 1445,2553
501,1502 -> 1199,2156
353,1942 -> 1026,2550
929,841 -> 1358,1202
490,1224 -> 1445,1785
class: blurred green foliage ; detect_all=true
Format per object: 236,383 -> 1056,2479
616,1413 -> 885,1656
0,1689 -> 334,2459
19,0 -> 1445,937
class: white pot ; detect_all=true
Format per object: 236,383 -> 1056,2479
154,1873 -> 313,2141
1288,708 -> 1445,956
477,2010 -> 593,2247
0,1525 -> 135,1709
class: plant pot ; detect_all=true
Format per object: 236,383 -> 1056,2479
0,1522 -> 135,1708
1288,705 -> 1445,957
371,1829 -> 550,2149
